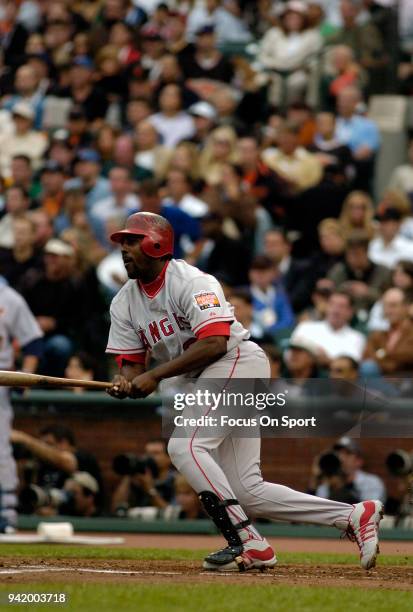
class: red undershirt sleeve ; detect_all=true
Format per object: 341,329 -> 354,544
195,322 -> 231,340
115,353 -> 146,368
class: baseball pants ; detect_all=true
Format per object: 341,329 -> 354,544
0,387 -> 18,527
168,341 -> 353,533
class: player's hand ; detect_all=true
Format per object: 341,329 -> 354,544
130,372 -> 159,398
107,375 -> 131,399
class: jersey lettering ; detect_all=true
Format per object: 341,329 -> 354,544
138,329 -> 151,349
148,321 -> 161,344
159,317 -> 174,337
173,312 -> 191,330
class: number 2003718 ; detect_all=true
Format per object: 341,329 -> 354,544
5,593 -> 67,604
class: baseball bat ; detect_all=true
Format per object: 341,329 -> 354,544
0,371 -> 112,390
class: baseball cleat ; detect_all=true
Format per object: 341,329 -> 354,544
346,500 -> 384,570
203,538 -> 277,572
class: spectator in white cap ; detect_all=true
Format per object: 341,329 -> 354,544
63,471 -> 100,517
0,101 -> 47,177
188,101 -> 217,147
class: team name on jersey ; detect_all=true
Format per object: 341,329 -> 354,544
137,312 -> 191,349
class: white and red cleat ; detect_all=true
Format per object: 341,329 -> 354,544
203,538 -> 277,572
347,500 -> 384,570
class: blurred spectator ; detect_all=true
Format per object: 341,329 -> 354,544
3,63 -> 44,129
320,45 -> 367,112
134,120 -> 171,178
368,260 -> 413,332
39,160 -> 66,219
0,1 -> 29,69
0,101 -> 47,177
71,149 -> 111,211
228,289 -> 274,345
164,141 -> 201,181
170,474 -> 206,519
180,24 -> 234,84
261,344 -> 282,379
214,0 -> 252,45
9,154 -> 41,200
292,290 -> 366,364
363,288 -> 413,375
64,352 -> 101,394
91,166 -> 140,223
263,229 -> 314,313
388,138 -> 413,204
326,0 -> 386,93
18,239 -> 80,376
287,102 -> 317,148
29,209 -> 54,250
377,189 -> 413,241
162,168 -> 208,218
329,355 -> 359,381
188,101 -> 217,147
262,121 -> 323,193
0,214 -> 43,289
335,86 -> 380,191
313,437 -> 386,503
299,278 -> 335,322
310,218 -> 345,280
328,231 -> 392,315
248,255 -> 295,336
111,439 -> 176,514
309,112 -> 354,186
283,337 -> 319,383
338,190 -> 375,240
258,1 -> 322,105
199,125 -> 239,186
149,84 -> 195,148
368,208 -> 413,268
0,185 -> 30,248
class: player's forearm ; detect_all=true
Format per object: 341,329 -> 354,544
151,337 -> 227,381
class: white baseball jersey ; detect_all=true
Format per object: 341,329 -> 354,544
0,282 -> 43,369
106,259 -> 249,364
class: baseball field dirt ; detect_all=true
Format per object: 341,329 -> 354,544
0,535 -> 412,611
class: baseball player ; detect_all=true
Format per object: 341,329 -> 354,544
0,277 -> 43,532
107,212 -> 383,572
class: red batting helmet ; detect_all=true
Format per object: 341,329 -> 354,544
110,212 -> 174,258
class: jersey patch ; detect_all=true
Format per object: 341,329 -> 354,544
193,291 -> 221,311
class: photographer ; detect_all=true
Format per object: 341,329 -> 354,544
309,437 -> 385,504
384,450 -> 413,526
11,424 -> 103,514
111,439 -> 176,516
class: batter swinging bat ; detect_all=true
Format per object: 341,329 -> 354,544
0,371 -> 111,390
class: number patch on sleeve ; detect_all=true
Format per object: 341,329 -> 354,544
193,291 -> 221,311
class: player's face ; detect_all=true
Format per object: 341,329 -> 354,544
120,234 -> 152,279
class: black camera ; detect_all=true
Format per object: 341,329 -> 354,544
386,450 -> 413,477
19,485 -> 74,514
318,452 -> 343,477
112,454 -> 159,478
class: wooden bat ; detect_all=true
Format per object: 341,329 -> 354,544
0,370 -> 112,390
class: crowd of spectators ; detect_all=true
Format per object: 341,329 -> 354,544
2,0 -> 413,524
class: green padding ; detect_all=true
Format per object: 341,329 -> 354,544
16,516 -> 413,541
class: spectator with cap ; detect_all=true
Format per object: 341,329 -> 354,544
57,55 -> 109,124
0,185 -> 31,249
70,149 -> 111,211
18,238 -> 80,376
0,214 -> 43,289
291,290 -> 366,365
329,355 -> 359,382
140,22 -> 167,75
335,85 -> 380,191
283,337 -> 319,391
328,231 -> 392,315
39,160 -> 66,219
162,168 -> 208,218
368,208 -> 413,269
363,287 -> 413,376
248,255 -> 295,336
186,0 -> 219,42
91,166 -> 140,224
258,1 -> 322,105
299,278 -> 336,323
149,84 -> 195,148
180,24 -> 234,85
262,228 -> 314,313
188,101 -> 217,147
0,101 -> 47,177
315,437 -> 386,503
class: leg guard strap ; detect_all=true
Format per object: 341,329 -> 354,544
199,491 -> 249,548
